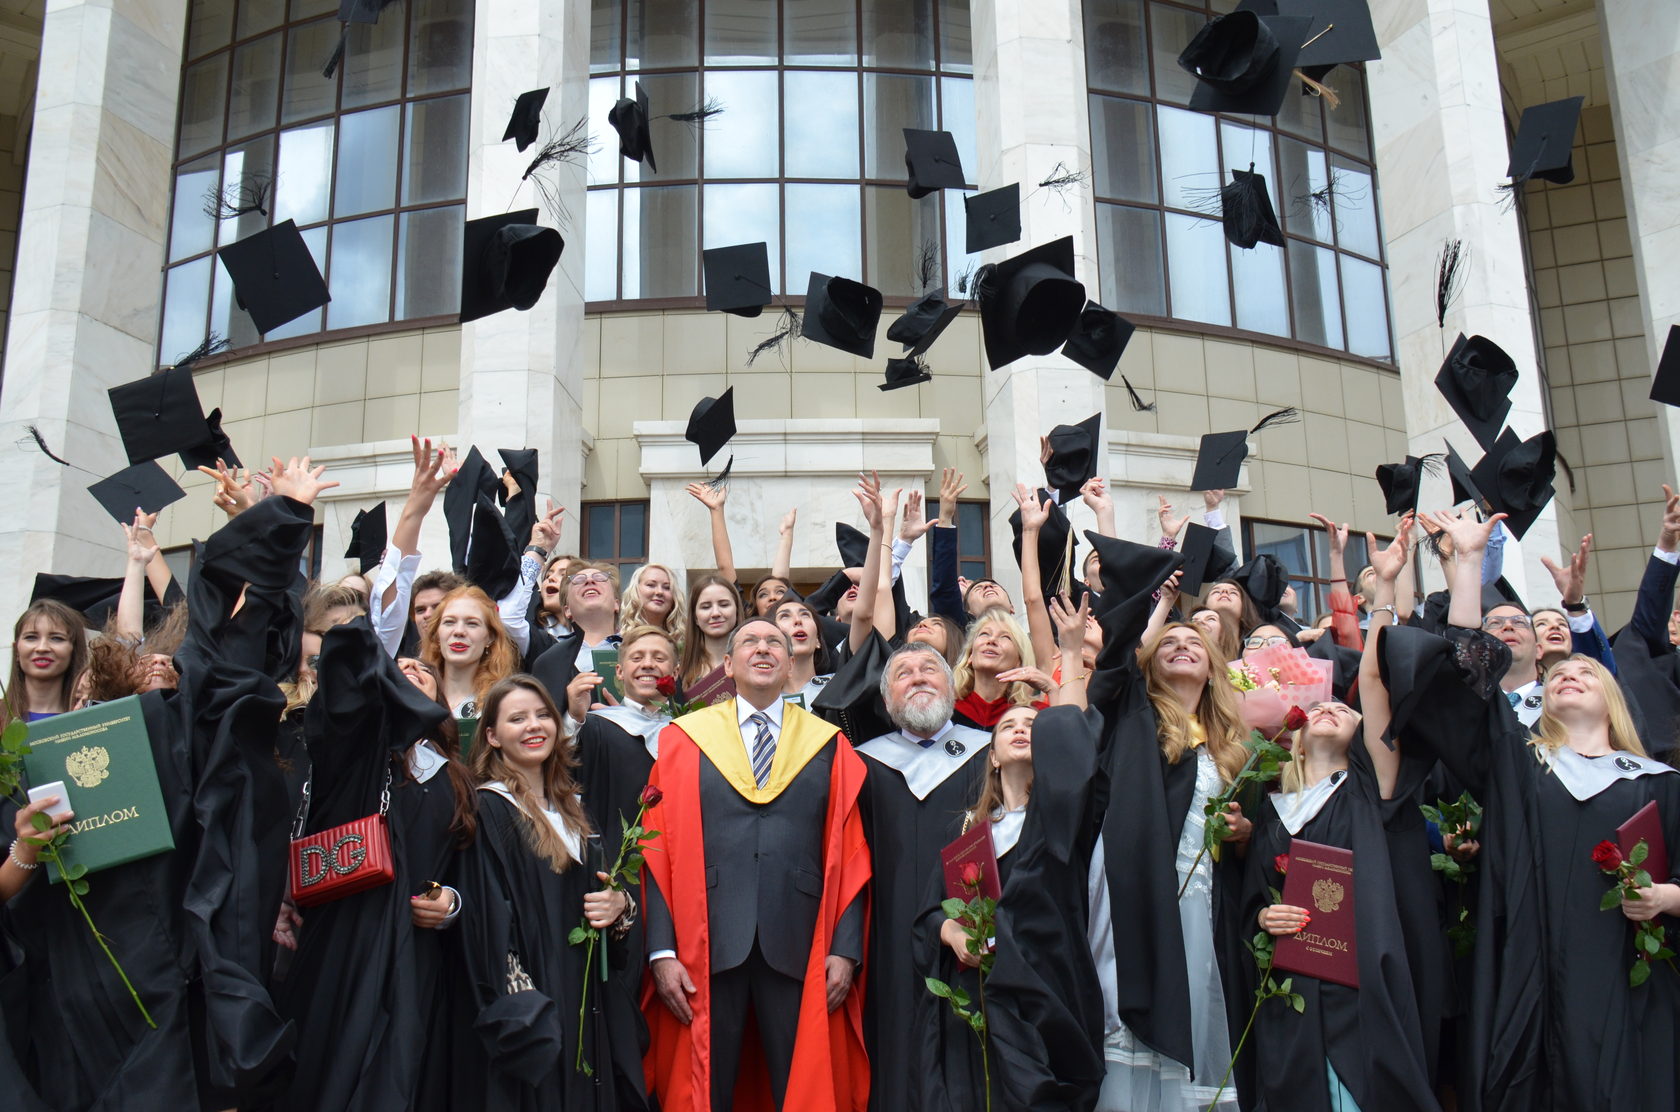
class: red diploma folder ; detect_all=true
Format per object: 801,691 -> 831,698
684,662 -> 736,707
1273,839 -> 1359,989
940,821 -> 1003,903
1618,801 -> 1669,884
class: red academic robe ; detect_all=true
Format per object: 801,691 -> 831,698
641,705 -> 872,1111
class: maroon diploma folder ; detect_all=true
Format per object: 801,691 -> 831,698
1273,839 -> 1359,989
1618,801 -> 1669,884
684,662 -> 737,707
940,821 -> 1003,903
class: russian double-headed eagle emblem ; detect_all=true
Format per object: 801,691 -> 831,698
66,745 -> 110,789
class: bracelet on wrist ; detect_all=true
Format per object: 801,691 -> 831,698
8,841 -> 38,870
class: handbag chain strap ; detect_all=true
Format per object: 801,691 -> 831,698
291,759 -> 395,841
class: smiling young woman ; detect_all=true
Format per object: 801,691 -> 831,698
4,599 -> 88,724
679,574 -> 743,692
421,586 -> 520,716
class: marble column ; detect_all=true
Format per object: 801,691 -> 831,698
971,0 -> 1106,602
1366,0 -> 1560,601
460,0 -> 588,554
0,1 -> 186,624
1598,3 -> 1680,478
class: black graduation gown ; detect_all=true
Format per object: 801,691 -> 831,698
1241,748 -> 1442,1112
913,705 -> 1108,1112
855,723 -> 992,1112
1384,624 -> 1680,1112
454,790 -> 637,1111
273,619 -> 458,1112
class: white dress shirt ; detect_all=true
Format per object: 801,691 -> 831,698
367,546 -> 423,658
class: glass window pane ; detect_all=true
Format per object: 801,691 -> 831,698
1287,239 -> 1343,349
334,106 -> 400,217
1157,105 -> 1216,210
326,215 -> 394,329
786,71 -> 859,179
624,185 -> 699,298
211,247 -> 261,349
704,0 -> 777,65
1164,212 -> 1230,326
274,123 -> 334,226
238,0 -> 285,39
864,74 -> 935,179
342,13 -> 406,110
869,185 -> 943,298
1326,70 -> 1370,158
631,71 -> 701,183
291,0 -> 337,18
627,0 -> 698,69
1220,120 -> 1276,210
592,0 -> 622,72
397,205 -> 464,318
1231,241 -> 1288,335
703,184 -> 782,293
217,136 -> 277,248
585,189 -> 620,300
408,0 -> 473,95
1279,139 -> 1330,242
226,34 -> 281,142
940,77 -> 976,185
283,20 -> 340,124
703,71 -> 779,178
941,190 -> 982,294
785,184 -> 861,291
1329,157 -> 1379,259
786,0 -> 856,65
957,503 -> 985,557
1151,4 -> 1203,106
179,55 -> 229,158
864,0 -> 934,70
1091,95 -> 1157,203
1341,256 -> 1390,359
1085,0 -> 1148,96
170,158 -> 220,262
1097,203 -> 1166,316
586,505 -> 616,559
620,503 -> 648,558
588,77 -> 622,186
1276,81 -> 1325,143
161,258 -> 212,362
188,0 -> 234,60
404,95 -> 469,205
939,0 -> 972,73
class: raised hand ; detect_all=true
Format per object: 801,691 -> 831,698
1080,476 -> 1113,516
1418,506 -> 1504,561
1157,494 -> 1191,540
684,481 -> 727,510
1203,488 -> 1226,511
937,467 -> 968,527
853,471 -> 885,533
268,456 -> 339,506
530,500 -> 564,550
1012,483 -> 1051,532
197,458 -> 258,518
1539,533 -> 1592,607
123,511 -> 159,565
1367,514 -> 1413,583
778,507 -> 797,537
1050,592 -> 1092,658
1307,512 -> 1349,558
899,489 -> 932,542
1662,484 -> 1680,554
409,435 -> 453,502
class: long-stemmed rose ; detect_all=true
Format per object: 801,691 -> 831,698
1421,791 -> 1482,956
653,674 -> 704,718
1592,838 -> 1676,987
1178,707 -> 1302,899
925,866 -> 998,1111
567,783 -> 663,1074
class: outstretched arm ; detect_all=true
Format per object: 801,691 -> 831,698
686,482 -> 736,584
1358,518 -> 1413,798
849,473 -> 891,653
772,508 -> 796,581
1011,483 -> 1058,667
1082,477 -> 1117,539
1049,593 -> 1091,709
115,512 -> 160,642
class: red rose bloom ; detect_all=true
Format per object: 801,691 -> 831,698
960,862 -> 983,890
1284,705 -> 1310,732
1274,854 -> 1290,876
639,784 -> 664,807
655,675 -> 677,697
1591,839 -> 1624,873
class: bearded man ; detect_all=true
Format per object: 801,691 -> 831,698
854,643 -> 991,1111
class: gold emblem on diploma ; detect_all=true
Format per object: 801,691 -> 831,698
1312,877 -> 1345,913
66,745 -> 111,789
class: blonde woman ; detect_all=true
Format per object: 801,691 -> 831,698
621,563 -> 686,641
951,608 -> 1048,728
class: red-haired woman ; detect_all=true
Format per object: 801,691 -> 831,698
422,585 -> 522,717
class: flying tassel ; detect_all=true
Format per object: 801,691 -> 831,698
745,306 -> 802,367
1120,374 -> 1156,413
202,176 -> 272,222
1248,407 -> 1301,435
704,454 -> 734,491
1294,69 -> 1341,110
173,332 -> 231,370
967,263 -> 997,303
915,239 -> 940,292
24,425 -> 70,467
952,262 -> 978,298
1416,452 -> 1446,478
520,117 -> 596,223
664,97 -> 725,127
1435,239 -> 1468,328
1038,162 -> 1087,193
1555,450 -> 1576,495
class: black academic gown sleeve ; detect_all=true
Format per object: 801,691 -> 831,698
530,629 -> 584,711
928,525 -> 966,625
1611,551 -> 1680,762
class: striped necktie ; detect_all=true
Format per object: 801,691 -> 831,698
749,712 -> 775,787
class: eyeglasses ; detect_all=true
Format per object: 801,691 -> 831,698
1482,615 -> 1532,631
1244,635 -> 1288,649
734,634 -> 787,652
570,571 -> 611,586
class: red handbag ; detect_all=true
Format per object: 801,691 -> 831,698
288,766 -> 396,908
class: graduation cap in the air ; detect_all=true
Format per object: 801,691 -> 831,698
1468,428 -> 1557,540
1443,440 -> 1491,517
86,461 -> 185,523
805,524 -> 873,613
1274,0 -> 1380,80
504,88 -> 550,152
442,446 -> 502,572
1435,333 -> 1517,452
886,290 -> 963,352
466,498 -> 520,600
460,209 -> 564,323
975,236 -> 1086,371
1649,325 -> 1680,408
1374,454 -> 1443,516
344,502 -> 387,575
1190,408 -> 1300,491
216,220 -> 331,335
1507,96 -> 1584,187
1178,7 -> 1312,117
1178,521 -> 1237,596
1010,496 -> 1079,602
802,274 -> 884,358
1061,302 -> 1136,380
703,242 -> 773,317
904,129 -> 966,199
609,81 -> 656,172
108,365 -> 208,466
965,184 -> 1022,253
1230,553 -> 1290,614
180,409 -> 241,472
322,0 -> 402,77
1044,413 -> 1103,504
31,572 -> 174,630
1221,168 -> 1285,250
879,357 -> 933,391
1084,534 -> 1184,702
497,448 -> 539,506
685,388 -> 736,468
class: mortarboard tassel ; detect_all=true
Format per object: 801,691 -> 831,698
1435,239 -> 1468,329
1248,407 -> 1301,435
663,97 -> 725,128
1038,162 -> 1088,194
952,261 -> 978,298
915,239 -> 940,293
24,425 -> 71,467
1293,69 -> 1341,109
520,118 -> 596,222
203,176 -> 273,222
173,332 -> 231,371
704,454 -> 734,492
745,305 -> 803,367
1120,374 -> 1156,413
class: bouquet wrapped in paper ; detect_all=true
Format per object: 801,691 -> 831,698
1231,644 -> 1334,732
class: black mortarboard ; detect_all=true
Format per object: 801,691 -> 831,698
216,220 -> 331,335
903,129 -> 966,199
608,80 -> 656,172
1469,428 -> 1556,540
1276,0 -> 1380,76
1010,497 -> 1079,602
178,408 -> 242,472
497,448 -> 539,505
31,572 -> 171,629
975,236 -> 1086,371
1230,553 -> 1289,614
503,88 -> 550,152
1044,414 -> 1102,504
1507,96 -> 1584,186
1444,440 -> 1490,516
87,461 -> 185,523
466,497 -> 519,600
1190,408 -> 1300,491
801,273 -> 883,358
1082,530 -> 1182,662
879,357 -> 933,391
835,523 -> 869,570
885,290 -> 963,352
108,365 -> 207,466
1482,576 -> 1525,613
686,388 -> 736,467
460,208 -> 564,323
1177,522 -> 1236,596
1221,168 -> 1285,250
702,242 -> 772,317
1061,302 -> 1135,380
1651,325 -> 1680,408
1178,8 -> 1312,117
1374,454 -> 1442,516
1435,333 -> 1517,452
344,502 -> 387,575
442,446 -> 500,572
964,184 -> 1022,253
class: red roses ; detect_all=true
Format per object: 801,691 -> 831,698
655,675 -> 677,697
960,862 -> 983,890
639,784 -> 663,807
1283,705 -> 1310,732
1591,840 -> 1624,872
1274,854 -> 1290,876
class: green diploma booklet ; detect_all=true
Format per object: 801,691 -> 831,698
23,696 -> 174,882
